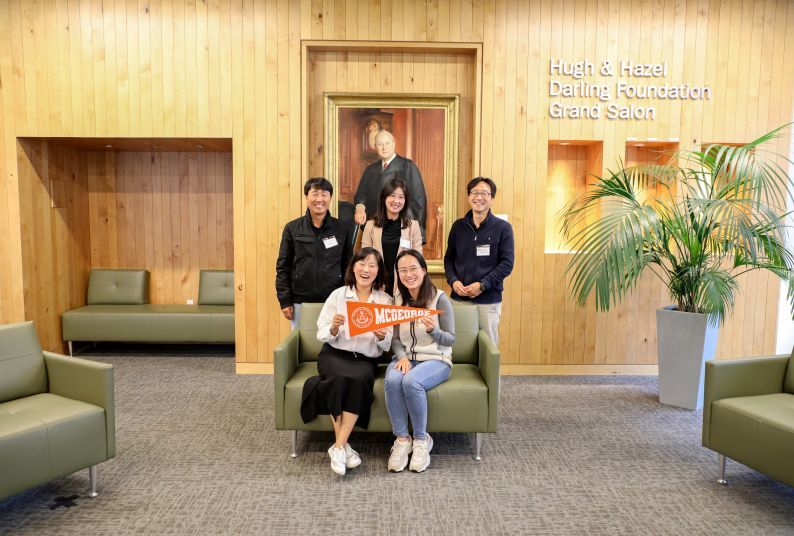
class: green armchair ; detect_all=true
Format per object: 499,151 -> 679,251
702,350 -> 794,487
274,302 -> 500,459
0,321 -> 115,500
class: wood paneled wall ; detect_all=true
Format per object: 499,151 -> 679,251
87,151 -> 234,304
16,140 -> 91,354
0,1 -> 792,370
14,143 -> 233,353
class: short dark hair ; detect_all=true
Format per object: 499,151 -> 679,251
344,247 -> 386,291
304,177 -> 333,196
372,179 -> 412,229
466,177 -> 497,198
394,249 -> 437,309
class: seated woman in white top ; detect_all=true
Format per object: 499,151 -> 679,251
384,249 -> 455,473
361,178 -> 422,295
300,247 -> 393,476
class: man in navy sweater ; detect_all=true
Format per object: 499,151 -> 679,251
444,177 -> 515,345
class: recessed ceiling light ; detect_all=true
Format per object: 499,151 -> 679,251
559,142 -> 570,146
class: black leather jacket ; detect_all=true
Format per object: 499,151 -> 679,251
275,210 -> 352,308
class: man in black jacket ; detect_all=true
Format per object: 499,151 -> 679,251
276,178 -> 352,329
353,130 -> 428,243
444,177 -> 514,345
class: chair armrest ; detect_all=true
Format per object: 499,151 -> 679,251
273,330 -> 300,430
43,351 -> 116,458
702,355 -> 788,448
477,331 -> 501,433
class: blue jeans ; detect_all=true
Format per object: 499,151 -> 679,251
384,359 -> 451,440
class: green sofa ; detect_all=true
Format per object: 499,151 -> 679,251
274,302 -> 500,459
0,321 -> 115,500
702,350 -> 794,487
62,269 -> 234,354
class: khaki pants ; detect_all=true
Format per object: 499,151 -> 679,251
476,302 -> 502,345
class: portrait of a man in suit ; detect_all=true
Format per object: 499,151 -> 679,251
353,130 -> 428,243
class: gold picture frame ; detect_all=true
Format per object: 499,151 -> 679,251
324,92 -> 459,274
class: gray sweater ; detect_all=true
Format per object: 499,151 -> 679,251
391,290 -> 456,366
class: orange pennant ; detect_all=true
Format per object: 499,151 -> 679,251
345,301 -> 443,336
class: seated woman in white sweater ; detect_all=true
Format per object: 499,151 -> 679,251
300,247 -> 393,476
384,249 -> 456,473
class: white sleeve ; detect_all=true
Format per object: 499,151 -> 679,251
377,324 -> 394,351
316,289 -> 340,343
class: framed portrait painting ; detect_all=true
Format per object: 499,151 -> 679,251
324,93 -> 459,274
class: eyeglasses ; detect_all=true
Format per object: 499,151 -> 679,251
469,190 -> 492,199
397,266 -> 422,276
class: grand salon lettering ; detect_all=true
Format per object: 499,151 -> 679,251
549,102 -> 655,120
548,59 -> 712,121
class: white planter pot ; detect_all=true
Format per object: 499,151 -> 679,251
656,306 -> 720,410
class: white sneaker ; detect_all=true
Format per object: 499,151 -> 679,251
344,443 -> 361,469
388,437 -> 413,472
328,445 -> 347,476
409,435 -> 433,473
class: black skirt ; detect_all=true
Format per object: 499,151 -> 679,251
300,343 -> 379,429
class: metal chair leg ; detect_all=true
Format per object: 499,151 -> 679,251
88,465 -> 98,497
474,433 -> 482,461
717,454 -> 727,485
290,430 -> 298,458
68,341 -> 73,357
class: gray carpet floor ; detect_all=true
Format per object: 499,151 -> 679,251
1,345 -> 793,535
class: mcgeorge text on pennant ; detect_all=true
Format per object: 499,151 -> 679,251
345,301 -> 443,336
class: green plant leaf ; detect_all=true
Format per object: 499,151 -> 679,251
561,124 -> 794,324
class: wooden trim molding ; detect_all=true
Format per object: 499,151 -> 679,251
236,363 -> 274,375
500,365 -> 659,376
302,40 -> 482,54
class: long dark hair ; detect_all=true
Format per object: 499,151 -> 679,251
344,247 -> 386,291
372,179 -> 412,229
394,249 -> 437,308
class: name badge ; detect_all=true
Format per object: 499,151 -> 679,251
323,236 -> 339,249
399,238 -> 411,249
476,244 -> 490,256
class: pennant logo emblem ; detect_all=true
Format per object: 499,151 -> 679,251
345,301 -> 443,336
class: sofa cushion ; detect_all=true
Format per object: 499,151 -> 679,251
283,362 -> 488,433
62,304 -> 234,343
146,304 -> 234,342
0,322 -> 47,404
0,394 -> 108,478
283,362 -> 384,431
710,393 -> 794,471
87,269 -> 149,305
63,305 -> 156,341
0,410 -> 50,499
756,418 -> 794,487
198,270 -> 234,305
428,364 -> 488,431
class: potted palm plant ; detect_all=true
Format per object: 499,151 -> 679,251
560,126 -> 794,410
